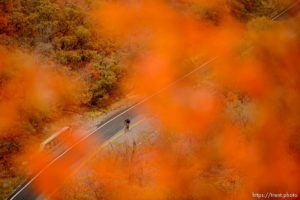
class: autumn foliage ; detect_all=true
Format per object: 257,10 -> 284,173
1,0 -> 300,199
89,0 -> 300,199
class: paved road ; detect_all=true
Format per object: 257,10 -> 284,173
7,104 -> 145,200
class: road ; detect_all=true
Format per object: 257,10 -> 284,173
7,104 -> 146,200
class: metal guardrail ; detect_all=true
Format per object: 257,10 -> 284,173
39,126 -> 71,151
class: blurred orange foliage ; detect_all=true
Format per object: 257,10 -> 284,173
11,0 -> 300,199
89,0 -> 300,199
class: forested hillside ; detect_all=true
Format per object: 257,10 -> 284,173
1,0 -> 123,106
0,0 -> 298,199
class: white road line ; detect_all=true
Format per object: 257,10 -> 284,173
0,49 -> 274,200
9,57 -> 216,200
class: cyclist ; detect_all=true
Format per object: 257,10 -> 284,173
124,118 -> 131,132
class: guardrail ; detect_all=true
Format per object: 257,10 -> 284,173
40,126 -> 71,151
